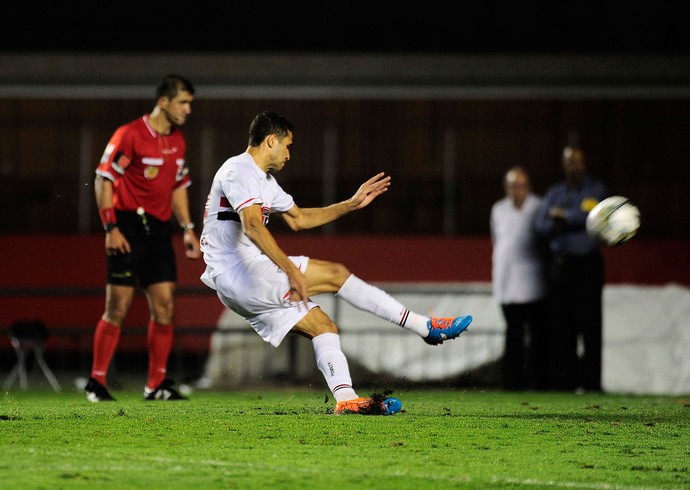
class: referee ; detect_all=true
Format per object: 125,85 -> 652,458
85,75 -> 201,402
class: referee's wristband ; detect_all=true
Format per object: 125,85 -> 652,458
180,222 -> 195,231
99,207 -> 117,232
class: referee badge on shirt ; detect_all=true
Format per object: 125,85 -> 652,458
142,157 -> 163,180
144,166 -> 159,180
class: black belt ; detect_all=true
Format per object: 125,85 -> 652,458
217,211 -> 240,222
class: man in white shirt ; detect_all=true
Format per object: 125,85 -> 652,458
200,111 -> 473,414
490,166 -> 549,391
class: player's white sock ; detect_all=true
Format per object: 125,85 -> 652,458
336,274 -> 431,337
312,333 -> 358,402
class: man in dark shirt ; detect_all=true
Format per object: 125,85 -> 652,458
535,146 -> 608,392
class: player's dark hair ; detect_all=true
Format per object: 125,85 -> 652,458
248,111 -> 293,147
156,74 -> 195,101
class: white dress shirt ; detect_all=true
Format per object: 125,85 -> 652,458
490,193 -> 547,304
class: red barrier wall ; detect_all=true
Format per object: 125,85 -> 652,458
0,234 -> 688,288
1,234 -> 688,339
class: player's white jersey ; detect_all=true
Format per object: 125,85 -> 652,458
200,152 -> 294,287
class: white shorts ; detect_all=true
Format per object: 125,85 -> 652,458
210,255 -> 317,347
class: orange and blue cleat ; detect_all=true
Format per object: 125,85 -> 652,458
335,396 -> 402,415
424,315 -> 472,345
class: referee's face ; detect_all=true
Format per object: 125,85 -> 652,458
163,90 -> 194,127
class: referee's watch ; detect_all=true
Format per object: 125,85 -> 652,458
181,222 -> 195,231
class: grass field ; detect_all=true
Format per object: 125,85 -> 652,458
1,386 -> 689,489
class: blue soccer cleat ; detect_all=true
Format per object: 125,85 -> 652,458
424,315 -> 473,345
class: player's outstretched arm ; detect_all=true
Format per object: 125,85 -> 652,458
280,172 -> 391,231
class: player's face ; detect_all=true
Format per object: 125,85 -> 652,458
162,90 -> 193,127
268,131 -> 293,172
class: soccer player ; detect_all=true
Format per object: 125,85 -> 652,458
85,74 -> 201,402
199,111 -> 472,415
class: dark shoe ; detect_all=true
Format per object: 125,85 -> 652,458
143,378 -> 188,401
85,377 -> 115,402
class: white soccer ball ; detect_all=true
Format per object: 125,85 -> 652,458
586,196 -> 641,246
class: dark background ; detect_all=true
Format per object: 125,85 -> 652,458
2,1 -> 690,238
3,96 -> 688,238
6,1 -> 690,55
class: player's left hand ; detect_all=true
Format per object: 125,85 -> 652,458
183,230 -> 201,259
350,172 -> 391,209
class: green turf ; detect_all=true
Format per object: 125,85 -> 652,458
1,388 -> 688,489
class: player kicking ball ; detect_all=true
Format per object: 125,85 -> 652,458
199,112 -> 472,415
